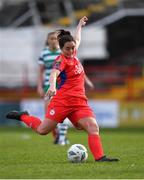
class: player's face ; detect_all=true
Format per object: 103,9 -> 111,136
62,41 -> 76,58
48,34 -> 59,50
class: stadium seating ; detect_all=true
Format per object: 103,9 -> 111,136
0,0 -> 119,27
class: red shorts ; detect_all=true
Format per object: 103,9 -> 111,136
45,104 -> 95,128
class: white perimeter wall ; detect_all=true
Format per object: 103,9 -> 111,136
20,99 -> 119,128
0,26 -> 108,87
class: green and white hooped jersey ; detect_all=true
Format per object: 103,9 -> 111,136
38,47 -> 60,92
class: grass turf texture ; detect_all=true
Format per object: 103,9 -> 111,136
0,127 -> 144,179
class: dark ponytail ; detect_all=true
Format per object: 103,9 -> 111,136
57,29 -> 75,49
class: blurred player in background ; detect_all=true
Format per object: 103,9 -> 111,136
6,16 -> 119,162
37,31 -> 70,145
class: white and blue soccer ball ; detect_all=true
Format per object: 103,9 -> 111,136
67,144 -> 88,163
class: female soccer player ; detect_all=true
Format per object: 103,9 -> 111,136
37,17 -> 94,145
6,16 -> 119,162
37,31 -> 70,145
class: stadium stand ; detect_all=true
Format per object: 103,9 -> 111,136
0,0 -> 119,27
1,0 -> 144,27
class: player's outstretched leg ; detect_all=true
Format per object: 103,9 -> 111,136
6,110 -> 57,135
6,110 -> 29,120
6,110 -> 41,130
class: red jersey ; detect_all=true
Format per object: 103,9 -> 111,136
50,53 -> 87,106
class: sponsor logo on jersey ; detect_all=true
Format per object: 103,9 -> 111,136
74,64 -> 83,74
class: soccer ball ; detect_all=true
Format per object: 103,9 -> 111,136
67,144 -> 88,163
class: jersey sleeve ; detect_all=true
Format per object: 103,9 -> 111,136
38,51 -> 44,65
53,55 -> 66,72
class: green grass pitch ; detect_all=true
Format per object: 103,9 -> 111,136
0,127 -> 144,179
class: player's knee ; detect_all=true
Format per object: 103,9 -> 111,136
88,124 -> 99,134
78,117 -> 99,134
37,130 -> 47,135
38,131 -> 48,135
86,120 -> 99,134
83,123 -> 99,134
36,127 -> 50,135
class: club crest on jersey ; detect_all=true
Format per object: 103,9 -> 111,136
50,109 -> 55,115
54,60 -> 61,69
74,64 -> 83,74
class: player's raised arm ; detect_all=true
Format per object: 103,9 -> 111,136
74,16 -> 88,49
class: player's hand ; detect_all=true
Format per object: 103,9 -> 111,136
86,80 -> 95,90
88,82 -> 95,90
79,16 -> 88,26
44,88 -> 56,101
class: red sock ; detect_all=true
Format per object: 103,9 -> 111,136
21,115 -> 41,130
88,134 -> 104,160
